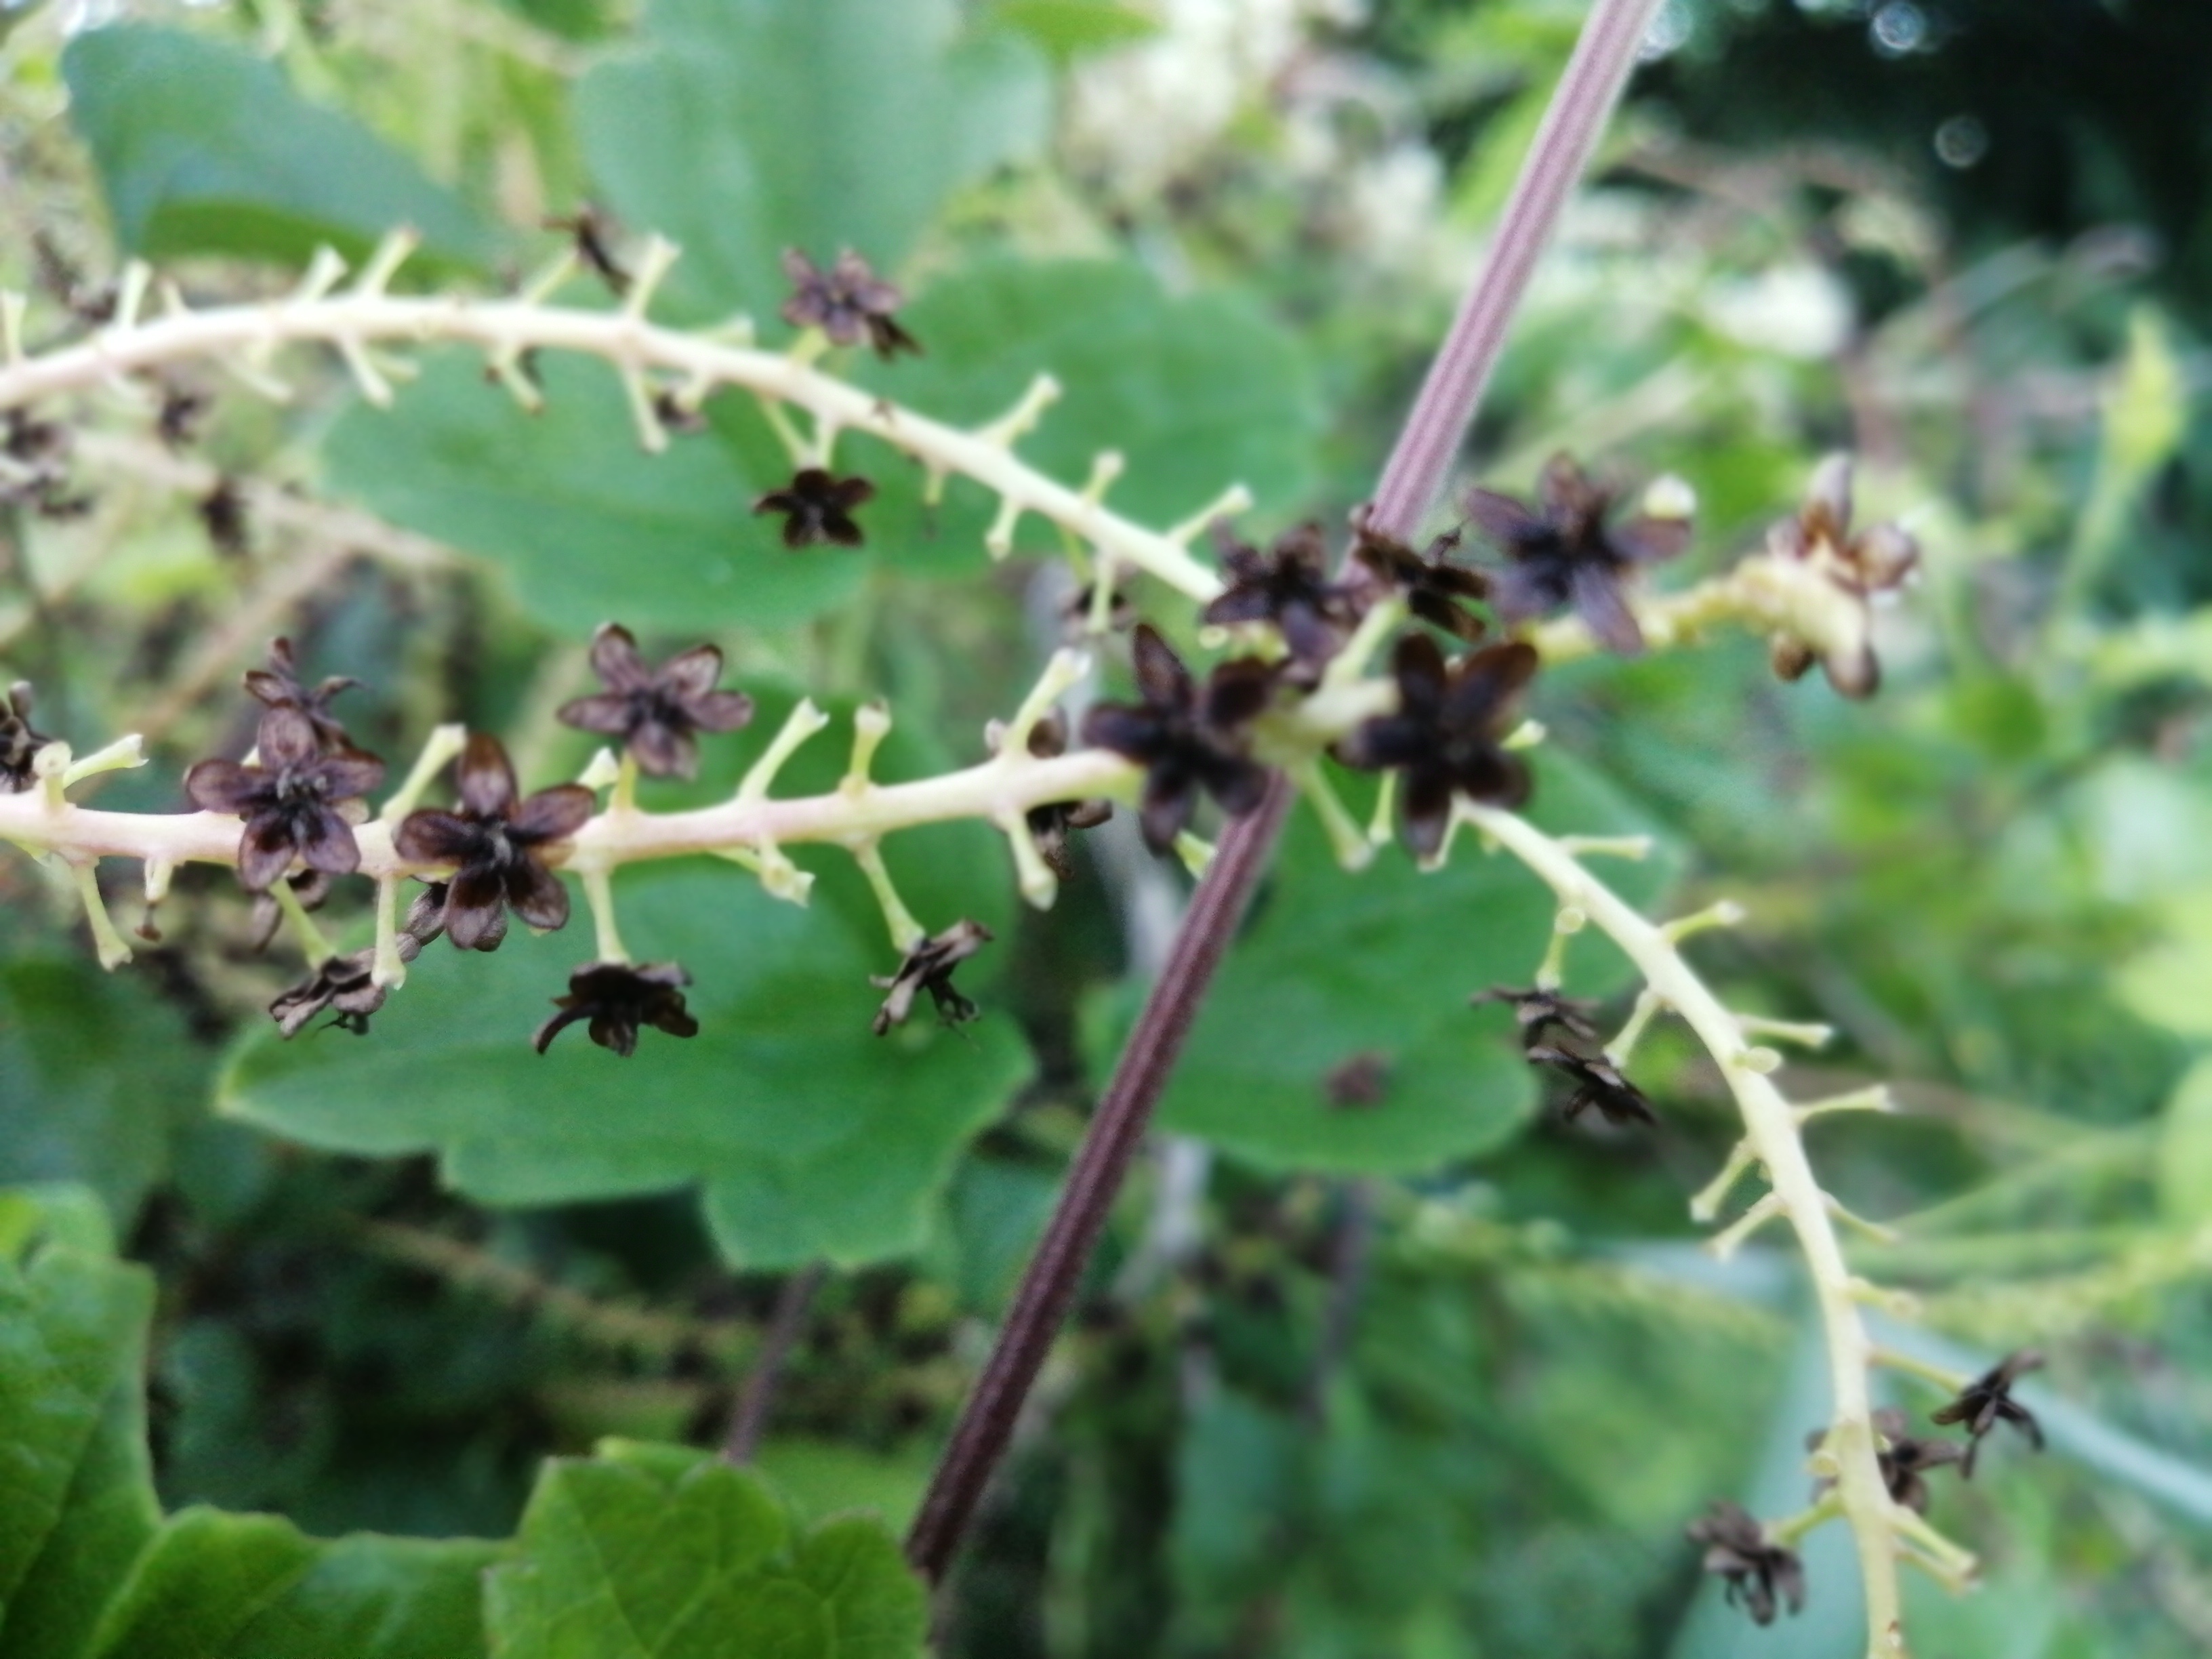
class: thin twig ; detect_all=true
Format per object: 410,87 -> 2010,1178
722,1261 -> 827,1465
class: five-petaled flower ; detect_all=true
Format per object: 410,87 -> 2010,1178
1765,453 -> 1921,699
535,961 -> 700,1057
781,249 -> 921,359
1336,634 -> 1536,858
1687,1500 -> 1804,1626
873,920 -> 993,1036
394,734 -> 594,950
754,468 -> 876,548
187,705 -> 386,893
1930,1349 -> 2044,1477
1079,624 -> 1274,853
1349,523 -> 1491,644
1809,1408 -> 1963,1515
557,622 -> 756,779
1,680 -> 52,792
1471,985 -> 1600,1047
1467,453 -> 1691,653
1527,1043 -> 1658,1127
1011,710 -> 1113,878
245,636 -> 361,751
1203,523 -> 1362,674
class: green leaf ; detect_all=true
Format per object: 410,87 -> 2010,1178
991,1 -> 1163,60
219,691 -> 1028,1271
852,260 -> 1322,577
62,26 -> 495,272
486,1445 -> 924,1659
324,352 -> 865,637
0,1212 -> 159,1659
1150,754 -> 1677,1173
575,0 -> 1049,321
87,1511 -> 496,1659
0,954 -> 206,1225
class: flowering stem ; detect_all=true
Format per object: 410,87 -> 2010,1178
904,0 -> 1662,1590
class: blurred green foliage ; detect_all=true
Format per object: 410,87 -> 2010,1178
4,0 -> 2212,1655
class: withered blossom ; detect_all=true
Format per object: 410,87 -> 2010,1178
1010,710 -> 1113,879
1930,1349 -> 2045,1477
268,882 -> 449,1036
2,408 -> 91,519
1336,634 -> 1536,859
245,636 -> 361,752
1202,523 -> 1361,673
1079,624 -> 1273,853
394,733 -> 594,951
1809,1409 -> 1963,1515
157,384 -> 211,449
1528,1043 -> 1658,1127
1349,523 -> 1491,644
1,680 -> 52,792
1765,453 -> 1921,699
535,961 -> 699,1057
545,204 -> 631,294
1467,453 -> 1691,653
557,622 -> 756,779
754,467 -> 876,548
186,705 -> 386,893
1471,985 -> 1600,1048
198,476 -> 250,558
1687,1501 -> 1804,1626
873,920 -> 994,1036
781,248 -> 921,359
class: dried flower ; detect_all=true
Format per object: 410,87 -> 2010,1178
1929,1349 -> 2045,1477
1528,1043 -> 1659,1127
268,882 -> 449,1036
535,961 -> 699,1057
546,204 -> 631,294
198,476 -> 249,558
1471,985 -> 1601,1048
1079,624 -> 1273,853
1006,710 -> 1113,878
245,637 -> 362,752
754,468 -> 876,548
1467,453 -> 1690,653
1687,1501 -> 1804,1626
1808,1409 -> 1963,1515
393,734 -> 595,950
1765,453 -> 1921,699
557,622 -> 756,779
1,408 -> 90,519
1,681 -> 53,792
873,920 -> 993,1036
1349,523 -> 1491,644
156,383 -> 211,449
781,249 -> 921,359
1336,634 -> 1536,858
1203,523 -> 1361,674
186,705 -> 386,893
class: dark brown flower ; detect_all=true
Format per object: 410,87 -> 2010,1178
1,407 -> 90,519
545,204 -> 631,295
1,680 -> 53,792
1336,634 -> 1535,859
781,248 -> 921,359
872,920 -> 993,1036
268,882 -> 449,1036
393,733 -> 595,951
1467,453 -> 1691,653
1528,1043 -> 1658,1127
754,467 -> 876,548
1203,523 -> 1362,674
1929,1349 -> 2045,1477
1766,454 -> 1921,699
1079,625 -> 1274,853
186,705 -> 386,893
156,383 -> 211,449
1471,985 -> 1601,1048
557,622 -> 756,779
1014,710 -> 1113,878
1687,1501 -> 1804,1626
1808,1409 -> 1963,1515
535,960 -> 699,1057
245,637 -> 361,752
1349,523 -> 1491,644
198,476 -> 249,557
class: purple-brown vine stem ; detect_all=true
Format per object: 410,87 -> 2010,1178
904,0 -> 1667,1588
